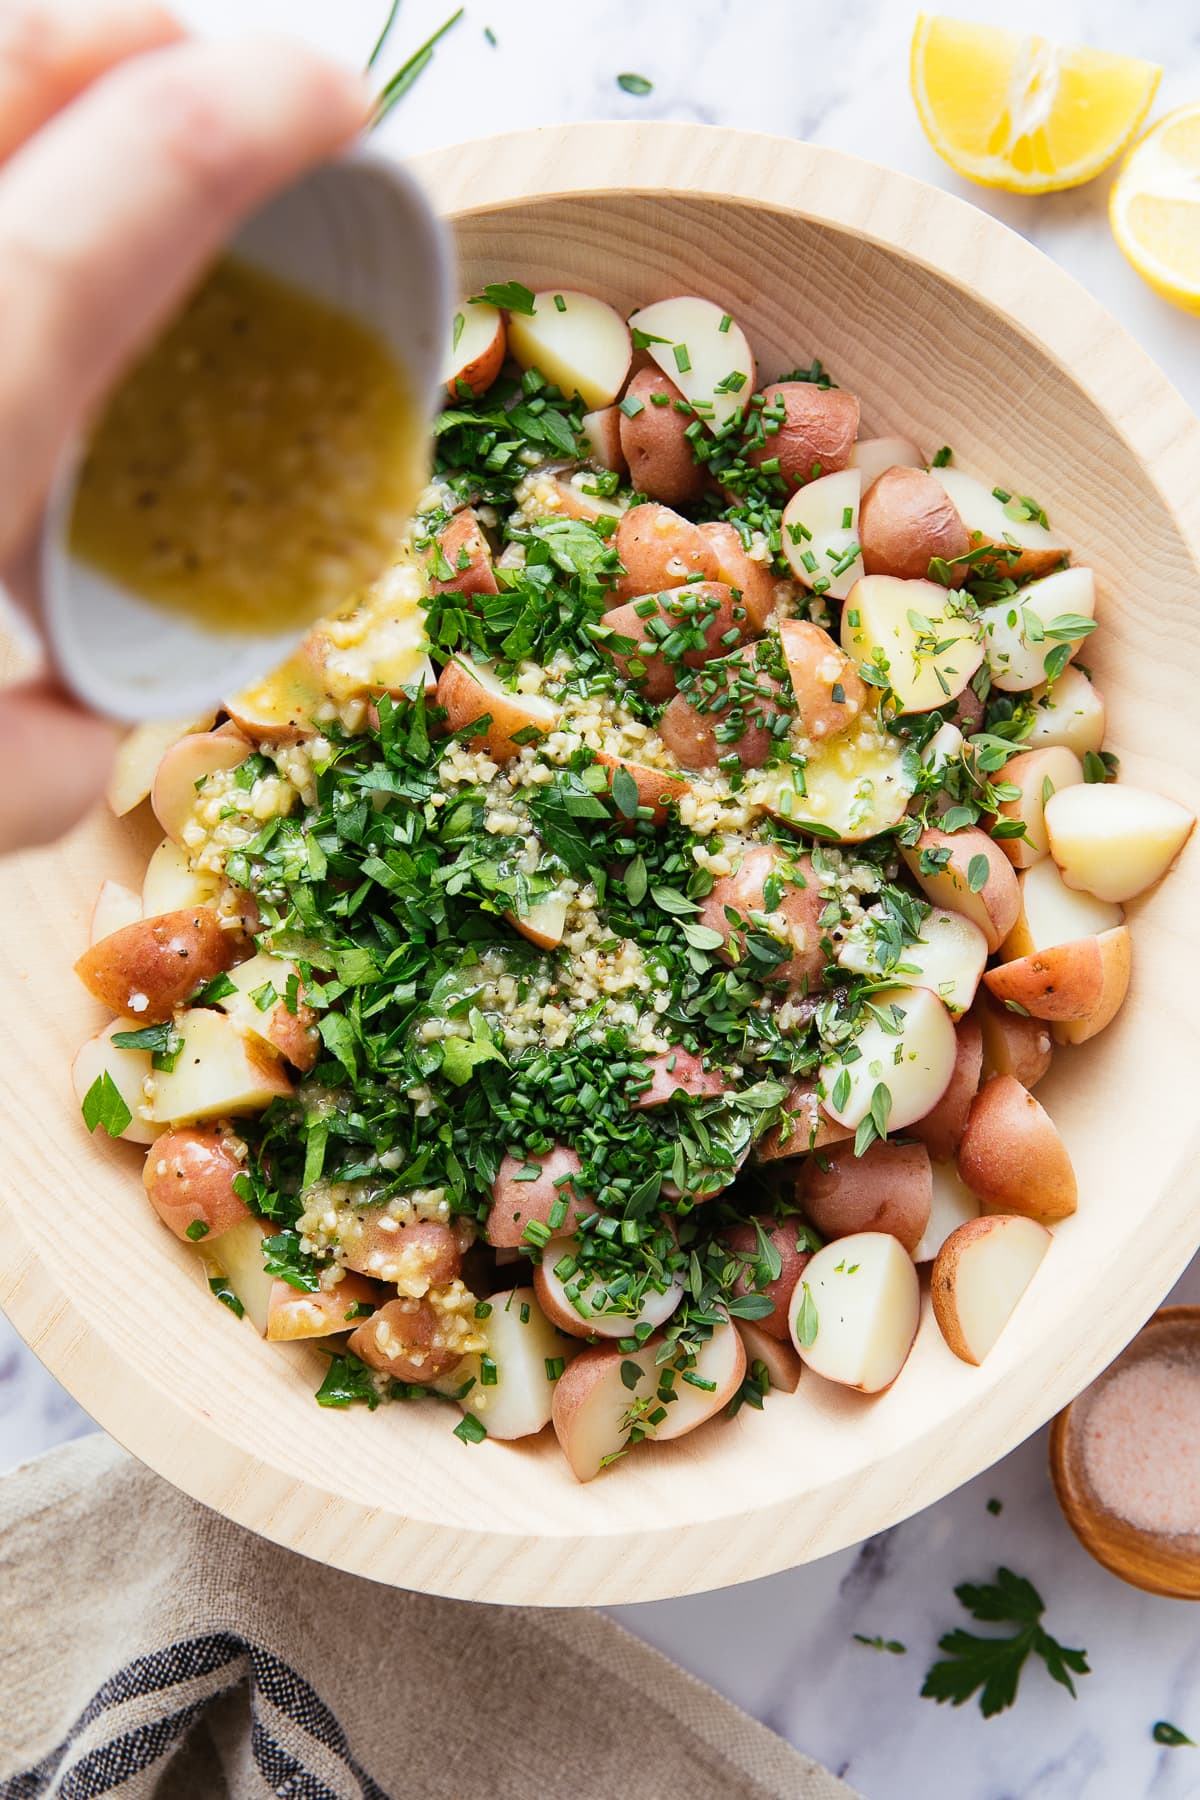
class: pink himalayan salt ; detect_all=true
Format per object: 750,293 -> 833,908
1082,1355 -> 1200,1538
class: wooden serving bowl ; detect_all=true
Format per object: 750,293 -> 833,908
2,123 -> 1199,1605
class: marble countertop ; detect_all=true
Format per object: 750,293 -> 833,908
6,2 -> 1200,1795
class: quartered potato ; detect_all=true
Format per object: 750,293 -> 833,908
790,1233 -> 921,1393
507,289 -> 632,407
626,295 -> 754,431
930,468 -> 1071,580
820,984 -> 958,1133
781,469 -> 863,600
977,566 -> 1095,692
840,574 -> 982,712
756,719 -> 915,842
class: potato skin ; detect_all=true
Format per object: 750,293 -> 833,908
975,992 -> 1053,1088
337,1216 -> 463,1292
266,1272 -> 383,1342
909,1014 -> 983,1162
957,1075 -> 1077,1220
486,1145 -> 596,1248
142,1126 -> 251,1241
721,1216 -> 813,1342
347,1296 -> 464,1383
658,646 -> 789,771
618,368 -> 705,507
427,507 -> 498,598
592,752 -> 691,825
698,520 -> 781,631
631,1048 -> 727,1109
599,582 -> 746,701
748,382 -> 860,490
75,907 -> 240,1024
778,619 -> 867,742
613,502 -> 718,602
697,844 -> 827,993
902,826 -> 1020,954
982,940 -> 1104,1021
929,1214 -> 1051,1365
859,466 -> 969,583
756,1080 -> 853,1159
801,1140 -> 932,1254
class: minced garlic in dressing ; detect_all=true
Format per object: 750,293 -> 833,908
69,257 -> 427,636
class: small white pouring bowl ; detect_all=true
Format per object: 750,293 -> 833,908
42,149 -> 453,723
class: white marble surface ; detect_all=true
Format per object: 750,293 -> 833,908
7,2 -> 1200,1795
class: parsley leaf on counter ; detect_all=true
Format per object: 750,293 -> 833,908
922,1568 -> 1090,1718
81,1071 -> 132,1139
1153,1721 -> 1195,1747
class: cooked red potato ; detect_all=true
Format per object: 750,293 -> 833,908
150,723 -> 252,844
266,1271 -> 382,1342
977,566 -> 1095,691
755,1080 -> 853,1160
930,468 -> 1071,579
426,507 -> 498,598
593,751 -> 691,823
107,714 -> 216,817
984,925 -> 1130,1025
697,520 -> 780,631
631,1048 -> 727,1109
72,1022 -> 158,1146
507,289 -> 631,407
1045,782 -> 1195,903
90,879 -> 141,945
859,466 -> 970,582
837,904 -> 988,1018
957,1075 -> 1077,1221
721,1216 -> 813,1341
801,1140 -> 932,1255
975,991 -> 1053,1088
908,1013 -> 983,1163
617,367 -> 705,506
994,746 -> 1085,869
223,646 -> 326,744
1027,665 -> 1106,756
749,381 -> 860,489
697,844 -> 826,992
212,950 -> 318,1071
901,826 -> 1020,954
820,985 -> 957,1133
348,1295 -> 467,1383
75,907 -> 239,1025
781,469 -> 863,600
841,575 -> 983,712
778,619 -> 866,742
505,894 -> 568,951
443,300 -> 505,397
486,1145 -> 596,1248
435,655 -> 561,760
143,1126 -> 251,1242
141,838 -> 216,916
210,1216 -> 277,1334
598,582 -> 744,702
849,435 -> 924,487
582,403 -> 627,475
1001,854 -> 1123,961
458,1286 -> 579,1440
534,1235 -> 684,1339
735,1319 -> 803,1392
653,1319 -> 745,1440
913,1160 -> 981,1264
790,1232 -> 921,1393
148,1009 -> 293,1125
658,647 -> 789,771
613,502 -> 718,602
626,295 -> 754,431
338,1216 -> 462,1292
758,721 -> 915,842
931,1214 -> 1051,1366
1051,927 -> 1134,1046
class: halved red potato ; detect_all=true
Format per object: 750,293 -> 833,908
143,1125 -> 250,1241
653,1318 -> 745,1440
1051,927 -> 1134,1046
435,655 -> 561,761
983,925 -> 1129,1024
957,1075 -> 1077,1220
820,984 -> 958,1133
209,1216 -> 278,1334
72,1021 -> 158,1146
977,566 -> 1094,692
107,713 -> 216,816
612,502 -> 718,602
931,1214 -> 1052,1366
458,1285 -> 580,1440
789,1232 -> 921,1393
720,1216 -> 813,1341
1001,854 -> 1123,961
1045,782 -> 1196,904
338,1217 -> 462,1292
534,1235 -> 684,1339
486,1145 -> 596,1248
908,1013 -> 983,1163
859,466 -> 970,583
781,469 -> 863,600
348,1294 -> 467,1383
598,582 -> 744,702
913,1160 -> 981,1263
151,722 -> 252,844
838,904 -> 987,1018
626,296 -> 754,431
658,648 -> 789,771
735,1319 -> 803,1392
593,751 -> 691,824
214,950 -> 319,1071
508,289 -> 631,407
697,520 -> 781,632
505,892 -> 569,951
930,468 -> 1071,580
757,720 -> 915,843
801,1141 -> 932,1255
631,1048 -> 728,1109
141,838 -> 216,916
266,1270 -> 381,1342
994,746 -> 1085,869
755,1079 -> 853,1160
426,507 -> 498,598
148,1008 -> 293,1125
901,826 -> 1020,954
749,382 -> 860,489
778,619 -> 867,743
75,907 -> 239,1024
443,300 -> 505,397
1027,665 -> 1105,756
518,469 -> 629,526
582,403 -> 627,475
975,990 -> 1053,1088
841,574 -> 982,713
617,367 -> 704,507
697,844 -> 826,992
223,645 -> 325,744
848,435 -> 924,487
90,879 -> 141,945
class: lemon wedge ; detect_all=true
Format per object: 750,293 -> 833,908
1111,106 -> 1200,312
911,15 -> 1160,194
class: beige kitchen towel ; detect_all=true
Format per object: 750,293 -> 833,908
0,1435 -> 860,1800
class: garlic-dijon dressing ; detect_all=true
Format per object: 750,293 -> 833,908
69,257 -> 427,636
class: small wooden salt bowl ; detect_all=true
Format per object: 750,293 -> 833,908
1050,1307 -> 1200,1601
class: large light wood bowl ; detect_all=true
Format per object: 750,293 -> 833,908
3,123 -> 1199,1606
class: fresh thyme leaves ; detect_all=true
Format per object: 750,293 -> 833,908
921,1568 -> 1090,1718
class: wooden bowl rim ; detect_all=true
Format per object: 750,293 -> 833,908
4,122 -> 1200,1604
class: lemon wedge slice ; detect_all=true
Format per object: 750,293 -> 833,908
911,15 -> 1160,194
1111,106 -> 1200,312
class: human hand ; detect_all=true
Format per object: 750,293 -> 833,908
0,0 -> 367,852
